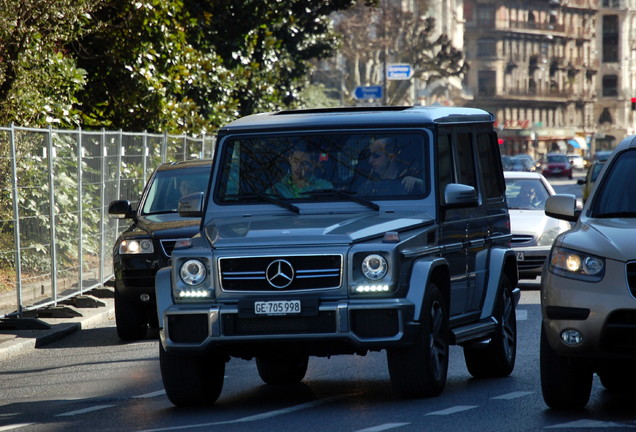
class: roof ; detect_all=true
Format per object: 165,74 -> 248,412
503,171 -> 545,180
156,159 -> 213,172
218,106 -> 495,134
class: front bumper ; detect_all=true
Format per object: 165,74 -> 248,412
541,259 -> 636,358
160,298 -> 417,356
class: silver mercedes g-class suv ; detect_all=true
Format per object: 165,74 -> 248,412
155,106 -> 519,407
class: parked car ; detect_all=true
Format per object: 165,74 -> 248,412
155,106 -> 519,407
540,139 -> 636,409
577,161 -> 605,203
108,159 -> 212,340
504,172 -> 571,280
566,154 -> 585,170
541,153 -> 572,179
513,153 -> 539,170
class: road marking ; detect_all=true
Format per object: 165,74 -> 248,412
137,393 -> 357,432
0,425 -> 34,431
492,391 -> 533,400
546,419 -> 636,428
516,309 -> 528,320
55,404 -> 115,417
133,390 -> 166,399
356,423 -> 410,432
425,405 -> 478,415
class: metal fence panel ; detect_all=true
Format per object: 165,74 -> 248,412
0,125 -> 215,318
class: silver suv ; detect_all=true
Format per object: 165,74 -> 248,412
155,106 -> 520,406
541,136 -> 636,409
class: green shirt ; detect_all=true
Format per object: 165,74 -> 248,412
269,174 -> 333,198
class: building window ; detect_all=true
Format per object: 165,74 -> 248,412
602,75 -> 618,97
478,70 -> 496,96
477,39 -> 497,57
602,15 -> 619,63
476,5 -> 495,28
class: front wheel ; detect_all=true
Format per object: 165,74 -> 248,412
159,344 -> 225,407
540,325 -> 592,409
463,274 -> 517,378
114,289 -> 147,341
387,282 -> 449,398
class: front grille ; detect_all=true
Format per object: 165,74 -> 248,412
602,310 -> 636,354
627,262 -> 636,298
121,269 -> 157,288
219,255 -> 342,292
351,309 -> 399,338
222,311 -> 336,336
511,235 -> 534,245
517,255 -> 547,270
167,314 -> 208,344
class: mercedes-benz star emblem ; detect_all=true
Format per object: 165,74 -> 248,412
266,259 -> 295,289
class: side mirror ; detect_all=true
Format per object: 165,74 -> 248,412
178,192 -> 205,218
443,183 -> 479,208
108,200 -> 134,219
545,194 -> 579,223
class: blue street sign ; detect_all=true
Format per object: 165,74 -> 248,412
387,64 -> 413,80
354,85 -> 383,100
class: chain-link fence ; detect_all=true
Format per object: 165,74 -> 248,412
0,125 -> 215,318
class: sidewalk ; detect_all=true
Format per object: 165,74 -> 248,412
0,287 -> 115,362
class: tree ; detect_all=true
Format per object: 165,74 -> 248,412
317,0 -> 468,106
0,0 -> 94,127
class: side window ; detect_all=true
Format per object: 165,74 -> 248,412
456,133 -> 476,187
437,134 -> 453,201
477,132 -> 504,199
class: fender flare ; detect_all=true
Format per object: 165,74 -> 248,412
155,267 -> 173,329
480,247 -> 518,320
406,256 -> 450,321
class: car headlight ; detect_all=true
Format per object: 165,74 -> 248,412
537,226 -> 569,246
179,259 -> 207,286
362,254 -> 388,280
549,246 -> 604,280
119,239 -> 154,254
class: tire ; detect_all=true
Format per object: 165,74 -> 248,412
159,343 -> 225,407
256,352 -> 309,385
114,289 -> 147,341
387,282 -> 449,398
463,274 -> 517,378
540,325 -> 592,409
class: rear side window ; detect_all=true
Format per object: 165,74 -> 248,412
456,133 -> 476,187
476,132 -> 504,199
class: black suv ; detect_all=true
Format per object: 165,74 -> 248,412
155,106 -> 519,406
108,159 -> 211,340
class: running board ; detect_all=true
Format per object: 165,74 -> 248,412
451,317 -> 498,345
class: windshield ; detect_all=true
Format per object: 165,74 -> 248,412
505,178 -> 550,210
141,165 -> 211,214
214,132 -> 429,204
591,150 -> 636,218
547,155 -> 567,163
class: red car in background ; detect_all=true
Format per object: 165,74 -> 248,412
541,153 -> 572,179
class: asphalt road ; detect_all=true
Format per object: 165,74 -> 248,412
4,171 -> 633,432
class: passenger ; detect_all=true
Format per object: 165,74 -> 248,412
269,144 -> 333,198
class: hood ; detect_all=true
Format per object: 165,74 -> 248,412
557,218 -> 636,262
508,209 -> 562,237
203,212 -> 435,248
122,213 -> 201,239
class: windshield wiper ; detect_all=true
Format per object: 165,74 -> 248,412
308,189 -> 380,211
226,192 -> 300,213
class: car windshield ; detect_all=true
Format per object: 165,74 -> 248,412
505,178 -> 550,210
547,155 -> 567,163
214,132 -> 429,204
591,150 -> 636,218
141,165 -> 211,214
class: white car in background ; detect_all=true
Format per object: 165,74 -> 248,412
504,171 -> 572,280
567,154 -> 585,170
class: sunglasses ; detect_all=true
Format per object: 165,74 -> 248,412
370,151 -> 385,159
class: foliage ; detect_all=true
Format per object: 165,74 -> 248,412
0,0 -> 95,127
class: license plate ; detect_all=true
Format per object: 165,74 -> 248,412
552,169 -> 561,174
516,251 -> 525,261
254,300 -> 301,316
